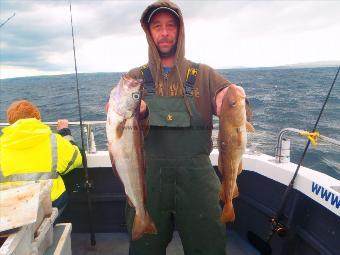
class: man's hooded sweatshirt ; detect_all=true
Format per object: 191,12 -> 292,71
127,0 -> 231,140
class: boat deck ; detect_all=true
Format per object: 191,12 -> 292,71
60,164 -> 340,255
71,230 -> 260,255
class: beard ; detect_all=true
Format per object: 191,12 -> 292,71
158,44 -> 177,58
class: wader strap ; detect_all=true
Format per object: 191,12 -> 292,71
0,134 -> 59,182
185,62 -> 199,96
141,63 -> 200,96
141,64 -> 155,94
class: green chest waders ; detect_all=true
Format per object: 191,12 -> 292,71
126,65 -> 226,255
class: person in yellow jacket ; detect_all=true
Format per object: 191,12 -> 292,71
0,100 -> 82,214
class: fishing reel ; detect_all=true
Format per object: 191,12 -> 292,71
247,213 -> 288,254
270,218 -> 287,238
84,179 -> 94,192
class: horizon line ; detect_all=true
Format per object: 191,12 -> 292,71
1,62 -> 340,80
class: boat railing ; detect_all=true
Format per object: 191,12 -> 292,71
3,122 -> 339,159
1,121 -> 215,153
275,127 -> 340,163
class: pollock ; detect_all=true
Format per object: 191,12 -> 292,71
106,75 -> 157,240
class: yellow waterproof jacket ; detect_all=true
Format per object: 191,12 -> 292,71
0,118 -> 82,201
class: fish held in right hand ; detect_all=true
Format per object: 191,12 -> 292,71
106,75 -> 157,240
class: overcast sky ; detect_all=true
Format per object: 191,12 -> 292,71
1,0 -> 340,79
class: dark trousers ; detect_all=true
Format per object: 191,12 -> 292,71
52,191 -> 69,217
126,157 -> 226,255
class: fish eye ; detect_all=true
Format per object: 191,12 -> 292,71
229,101 -> 236,107
132,92 -> 140,100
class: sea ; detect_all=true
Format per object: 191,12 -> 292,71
1,67 -> 339,180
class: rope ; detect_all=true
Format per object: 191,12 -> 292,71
299,131 -> 320,146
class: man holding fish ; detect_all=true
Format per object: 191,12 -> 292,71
106,0 -> 254,254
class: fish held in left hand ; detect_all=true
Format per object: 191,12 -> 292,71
106,75 -> 157,240
218,84 -> 255,223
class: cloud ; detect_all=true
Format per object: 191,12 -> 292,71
1,0 -> 340,79
1,1 -> 72,70
182,1 -> 340,68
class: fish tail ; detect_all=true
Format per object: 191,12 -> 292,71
131,211 -> 157,240
220,201 -> 235,223
143,211 -> 157,234
233,184 -> 239,198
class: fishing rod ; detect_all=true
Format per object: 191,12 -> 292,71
68,0 -> 96,246
0,13 -> 15,28
248,65 -> 340,255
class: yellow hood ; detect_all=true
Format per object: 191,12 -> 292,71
0,118 -> 52,150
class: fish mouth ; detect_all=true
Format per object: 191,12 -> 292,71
236,87 -> 246,99
229,84 -> 246,99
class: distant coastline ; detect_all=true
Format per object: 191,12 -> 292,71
221,60 -> 340,70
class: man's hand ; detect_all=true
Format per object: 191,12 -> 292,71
140,100 -> 147,118
216,84 -> 247,117
57,119 -> 69,131
215,86 -> 230,117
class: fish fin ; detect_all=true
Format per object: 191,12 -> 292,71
238,161 -> 243,175
238,132 -> 243,146
219,183 -> 226,201
220,201 -> 236,223
108,143 -> 119,177
116,119 -> 127,139
111,164 -> 119,177
217,156 -> 223,175
127,196 -> 134,208
142,211 -> 157,235
132,117 -> 147,202
132,211 -> 158,240
232,163 -> 242,198
246,121 -> 255,132
233,184 -> 239,198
